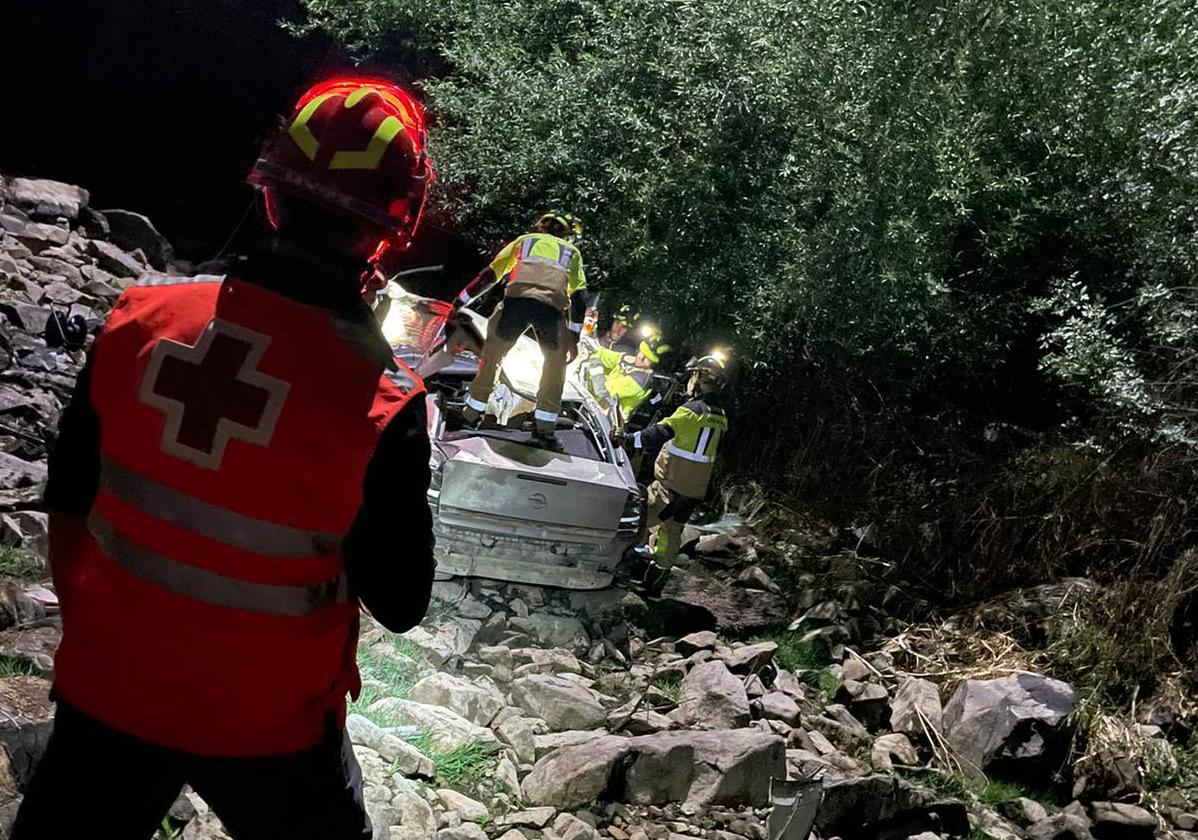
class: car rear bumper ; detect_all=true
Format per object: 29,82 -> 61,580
431,517 -> 632,590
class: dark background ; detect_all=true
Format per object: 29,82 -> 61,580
0,0 -> 479,293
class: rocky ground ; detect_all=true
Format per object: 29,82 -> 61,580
0,175 -> 1195,840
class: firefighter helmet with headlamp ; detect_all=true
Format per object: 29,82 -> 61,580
535,212 -> 584,240
686,350 -> 731,390
638,323 -> 671,364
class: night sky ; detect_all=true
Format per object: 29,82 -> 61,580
0,0 -> 480,293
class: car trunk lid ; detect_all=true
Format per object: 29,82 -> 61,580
438,435 -> 630,532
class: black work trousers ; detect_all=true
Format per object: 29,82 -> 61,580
12,700 -> 372,840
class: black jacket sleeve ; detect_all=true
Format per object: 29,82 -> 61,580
635,420 -> 675,484
341,393 -> 435,633
569,289 -> 588,331
44,358 -> 101,516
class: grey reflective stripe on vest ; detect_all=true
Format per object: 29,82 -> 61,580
101,460 -> 341,558
666,442 -> 715,463
134,274 -> 226,288
88,513 -> 347,617
519,238 -> 573,269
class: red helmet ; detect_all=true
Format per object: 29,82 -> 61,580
248,76 -> 434,249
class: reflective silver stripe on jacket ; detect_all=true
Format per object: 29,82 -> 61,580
101,460 -> 341,558
88,514 -> 347,617
666,442 -> 715,463
520,238 -> 573,269
134,274 -> 226,288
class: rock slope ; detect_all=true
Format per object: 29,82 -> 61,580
0,175 -> 1192,840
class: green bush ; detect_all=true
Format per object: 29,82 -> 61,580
292,0 -> 1198,601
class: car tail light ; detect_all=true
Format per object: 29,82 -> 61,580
427,451 -> 445,497
617,488 -> 643,537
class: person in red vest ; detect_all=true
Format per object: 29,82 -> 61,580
13,77 -> 438,839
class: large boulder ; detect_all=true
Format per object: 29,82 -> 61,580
718,641 -> 777,674
524,612 -> 589,651
496,715 -> 539,763
367,698 -> 500,754
402,618 -> 481,666
752,692 -> 800,726
889,676 -> 942,736
522,730 -> 784,810
345,714 -> 435,778
510,674 -> 607,731
0,620 -> 60,672
0,452 -> 47,493
814,774 -> 969,840
670,660 -> 749,730
942,672 -> 1075,781
534,729 -> 609,759
0,676 -> 54,788
99,209 -> 174,269
1087,801 -> 1155,840
408,672 -> 503,727
6,178 -> 89,221
87,239 -> 143,279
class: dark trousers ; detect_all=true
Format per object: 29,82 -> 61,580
12,700 -> 372,840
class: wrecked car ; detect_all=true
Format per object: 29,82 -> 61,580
376,281 -> 643,589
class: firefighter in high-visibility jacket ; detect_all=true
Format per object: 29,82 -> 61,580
585,326 -> 669,422
459,212 -> 587,447
625,352 -> 730,594
600,304 -> 639,353
14,78 -> 436,840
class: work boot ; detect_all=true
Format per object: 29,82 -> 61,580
624,545 -> 653,581
641,560 -> 672,598
532,429 -> 563,452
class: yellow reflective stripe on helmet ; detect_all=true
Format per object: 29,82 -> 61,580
330,115 -> 406,170
288,93 -> 337,161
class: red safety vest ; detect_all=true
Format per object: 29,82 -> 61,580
52,274 -> 423,756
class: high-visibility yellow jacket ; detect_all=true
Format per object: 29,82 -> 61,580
489,232 -> 586,315
636,398 -> 728,499
597,347 -> 654,419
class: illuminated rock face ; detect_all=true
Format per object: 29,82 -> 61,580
509,674 -> 608,732
520,730 -> 785,810
408,672 -> 504,728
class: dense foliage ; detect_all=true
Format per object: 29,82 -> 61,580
293,0 -> 1198,599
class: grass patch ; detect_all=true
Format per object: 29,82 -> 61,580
406,735 -> 493,795
752,629 -> 831,673
1145,735 -> 1198,800
431,741 -> 492,793
653,675 -> 682,703
748,628 -> 838,699
814,668 -> 841,701
912,768 -> 1056,810
348,640 -> 428,727
0,545 -> 42,580
0,655 -> 47,679
348,684 -> 410,728
1043,553 -> 1196,712
978,779 -> 1033,806
358,645 -> 422,698
392,636 -> 427,662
